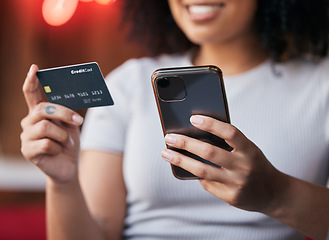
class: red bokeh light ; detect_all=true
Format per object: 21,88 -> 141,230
42,0 -> 117,26
42,0 -> 79,26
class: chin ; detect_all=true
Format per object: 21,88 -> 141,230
184,31 -> 222,46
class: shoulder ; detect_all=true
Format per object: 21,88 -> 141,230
270,57 -> 329,86
280,57 -> 329,76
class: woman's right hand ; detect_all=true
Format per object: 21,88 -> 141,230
20,64 -> 84,183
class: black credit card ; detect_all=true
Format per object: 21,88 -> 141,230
37,62 -> 114,110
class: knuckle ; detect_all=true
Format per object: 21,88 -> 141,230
40,139 -> 53,153
235,178 -> 247,191
241,168 -> 253,181
20,143 -> 31,160
20,131 -> 26,142
35,102 -> 46,114
202,145 -> 217,160
225,125 -> 239,140
227,198 -> 239,207
20,117 -> 28,129
20,145 -> 25,155
39,120 -> 50,133
171,154 -> 183,166
20,147 -> 28,159
177,137 -> 188,149
195,166 -> 208,179
20,141 -> 26,154
22,82 -> 27,93
227,189 -> 242,207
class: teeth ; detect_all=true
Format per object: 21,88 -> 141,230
188,5 -> 222,14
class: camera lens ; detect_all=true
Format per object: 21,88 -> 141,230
157,77 -> 170,88
156,76 -> 186,101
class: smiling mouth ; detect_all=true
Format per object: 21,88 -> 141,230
186,3 -> 226,21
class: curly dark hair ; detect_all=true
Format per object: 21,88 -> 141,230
121,0 -> 329,61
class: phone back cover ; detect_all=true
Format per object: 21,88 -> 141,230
152,66 -> 231,179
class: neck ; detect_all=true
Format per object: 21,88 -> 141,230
193,34 -> 268,76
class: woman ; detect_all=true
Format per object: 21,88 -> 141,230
20,0 -> 329,239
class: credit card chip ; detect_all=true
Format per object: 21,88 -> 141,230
44,86 -> 52,93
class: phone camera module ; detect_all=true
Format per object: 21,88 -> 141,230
156,76 -> 186,101
157,77 -> 170,88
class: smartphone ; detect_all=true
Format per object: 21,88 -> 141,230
151,65 -> 232,180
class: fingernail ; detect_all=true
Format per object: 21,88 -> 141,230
164,134 -> 176,145
190,115 -> 203,126
29,64 -> 34,72
72,114 -> 83,125
161,150 -> 173,162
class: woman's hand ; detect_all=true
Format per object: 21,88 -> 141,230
162,115 -> 282,214
20,64 -> 84,183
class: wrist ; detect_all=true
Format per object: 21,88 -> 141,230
260,171 -> 329,239
46,174 -> 80,193
260,169 -> 293,219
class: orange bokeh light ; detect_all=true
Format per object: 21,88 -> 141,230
42,0 -> 79,26
95,0 -> 115,5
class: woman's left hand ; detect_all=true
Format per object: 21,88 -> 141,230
162,115 -> 282,214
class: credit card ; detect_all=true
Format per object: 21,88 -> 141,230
37,62 -> 114,110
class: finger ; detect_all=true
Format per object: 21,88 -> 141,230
200,179 -> 247,208
27,102 -> 83,126
199,179 -> 233,203
21,138 -> 62,163
190,115 -> 248,150
22,64 -> 43,112
164,133 -> 233,169
161,148 -> 227,181
23,119 -> 69,144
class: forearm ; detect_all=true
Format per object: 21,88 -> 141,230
46,177 -> 107,240
265,171 -> 329,240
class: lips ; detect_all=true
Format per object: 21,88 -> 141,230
186,3 -> 225,22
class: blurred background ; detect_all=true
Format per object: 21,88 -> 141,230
0,0 -> 144,239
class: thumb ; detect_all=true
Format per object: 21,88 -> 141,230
22,64 -> 43,112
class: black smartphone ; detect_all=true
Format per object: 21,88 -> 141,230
151,65 -> 232,180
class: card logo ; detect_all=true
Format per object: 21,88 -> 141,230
71,67 -> 93,75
